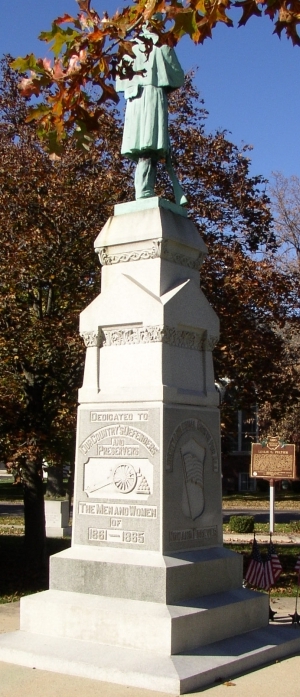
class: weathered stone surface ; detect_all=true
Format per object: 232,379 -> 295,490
50,546 -> 243,603
71,403 -> 222,554
20,587 -> 268,654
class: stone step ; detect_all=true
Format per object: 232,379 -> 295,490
20,587 -> 268,654
50,544 -> 243,603
1,623 -> 300,694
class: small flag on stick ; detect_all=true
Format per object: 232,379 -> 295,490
290,555 -> 300,624
264,544 -> 275,591
295,554 -> 300,582
264,537 -> 282,591
245,536 -> 265,589
269,537 -> 282,583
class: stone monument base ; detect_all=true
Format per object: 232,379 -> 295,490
0,545 -> 299,693
1,616 -> 300,694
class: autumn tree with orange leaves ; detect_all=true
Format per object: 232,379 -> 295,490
0,55 -> 130,575
256,173 -> 300,448
11,0 -> 300,153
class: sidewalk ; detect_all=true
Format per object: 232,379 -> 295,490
1,599 -> 300,697
223,532 -> 300,544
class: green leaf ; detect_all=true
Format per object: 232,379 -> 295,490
25,104 -> 51,122
173,9 -> 199,40
10,54 -> 39,72
47,130 -> 65,153
39,25 -> 81,57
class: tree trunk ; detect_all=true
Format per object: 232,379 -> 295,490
23,458 -> 47,586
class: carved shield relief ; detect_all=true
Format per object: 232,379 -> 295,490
180,439 -> 205,520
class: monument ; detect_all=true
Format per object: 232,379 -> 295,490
1,24 -> 300,695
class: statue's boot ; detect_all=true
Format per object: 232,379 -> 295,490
135,157 -> 156,199
165,155 -> 188,207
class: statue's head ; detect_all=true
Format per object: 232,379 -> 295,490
141,12 -> 164,41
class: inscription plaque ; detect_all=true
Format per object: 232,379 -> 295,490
78,502 -> 157,518
251,437 -> 296,480
73,406 -> 160,550
88,528 -> 145,544
169,526 -> 217,543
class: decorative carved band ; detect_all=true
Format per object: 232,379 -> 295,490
159,239 -> 205,270
97,239 -> 205,270
101,325 -> 205,351
82,326 -> 218,351
81,331 -> 99,348
206,335 -> 219,351
98,242 -> 159,266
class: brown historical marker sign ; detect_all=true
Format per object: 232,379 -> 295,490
251,436 -> 296,480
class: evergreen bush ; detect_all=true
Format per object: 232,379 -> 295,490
229,515 -> 255,533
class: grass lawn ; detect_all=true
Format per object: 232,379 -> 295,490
223,493 -> 300,509
225,543 -> 300,597
224,522 -> 300,534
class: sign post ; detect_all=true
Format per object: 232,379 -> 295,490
250,436 -> 296,534
269,478 -> 275,534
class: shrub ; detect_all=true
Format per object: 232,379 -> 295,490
229,515 -> 255,533
290,520 -> 300,532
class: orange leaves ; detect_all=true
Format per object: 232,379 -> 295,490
53,60 -> 65,79
144,0 -> 159,20
11,0 -> 300,153
236,0 -> 300,43
236,0 -> 262,27
55,14 -> 76,25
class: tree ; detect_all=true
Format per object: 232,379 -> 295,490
165,79 -> 299,449
11,0 -> 300,153
0,55 -> 131,574
256,172 -> 300,446
270,172 -> 300,275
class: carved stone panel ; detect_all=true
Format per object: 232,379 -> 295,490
73,405 -> 161,551
163,405 -> 222,553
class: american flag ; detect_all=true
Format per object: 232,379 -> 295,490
245,537 -> 265,588
269,540 -> 282,582
264,545 -> 275,591
295,554 -> 300,582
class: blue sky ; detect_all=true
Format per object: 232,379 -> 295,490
1,0 -> 300,183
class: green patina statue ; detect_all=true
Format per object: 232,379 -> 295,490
116,23 -> 187,206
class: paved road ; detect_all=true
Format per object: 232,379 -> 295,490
0,503 -> 24,516
223,508 -> 300,523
